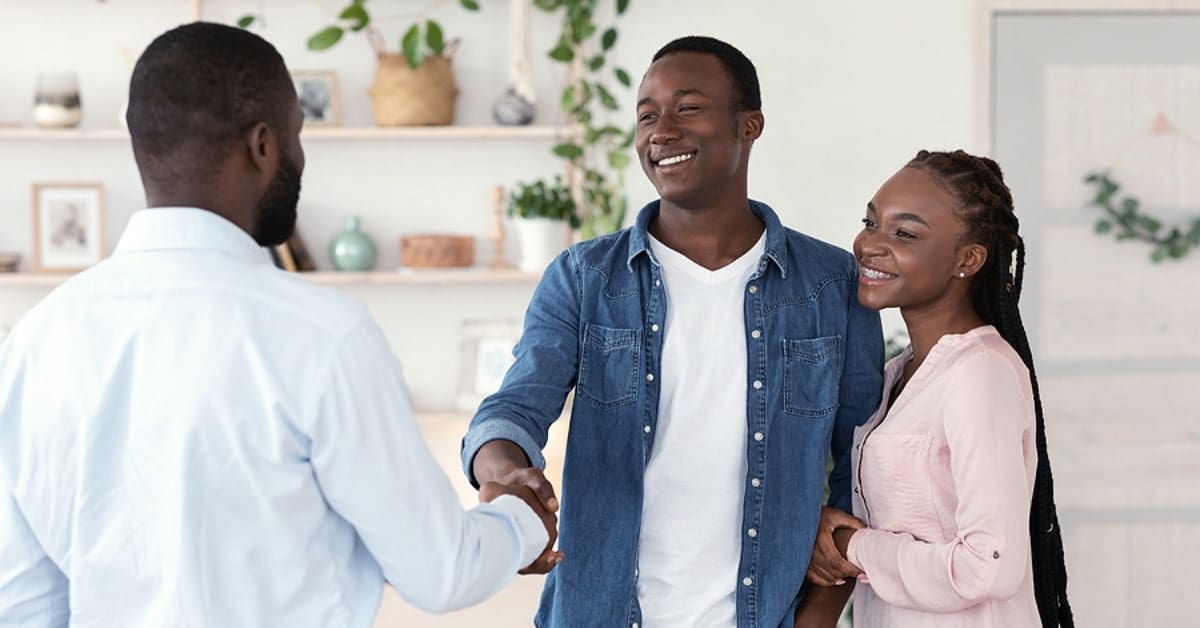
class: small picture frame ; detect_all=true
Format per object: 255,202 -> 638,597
32,182 -> 105,271
292,70 -> 341,127
456,319 -> 523,413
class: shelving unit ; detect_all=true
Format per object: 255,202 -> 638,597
0,126 -> 574,142
0,268 -> 540,288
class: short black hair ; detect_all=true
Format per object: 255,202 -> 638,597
127,22 -> 295,186
652,36 -> 761,111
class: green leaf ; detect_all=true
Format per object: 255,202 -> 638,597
1151,246 -> 1168,263
595,83 -> 619,111
608,150 -> 631,169
548,42 -> 575,62
533,0 -> 562,10
401,24 -> 422,68
1139,215 -> 1162,233
588,55 -> 605,71
617,0 -> 631,14
459,0 -> 482,10
339,3 -> 370,31
614,67 -> 631,88
561,85 -> 576,110
426,20 -> 445,55
552,142 -> 585,160
1095,220 -> 1112,234
574,21 -> 597,43
601,28 -> 617,51
1121,197 -> 1140,214
236,14 -> 256,28
307,26 -> 345,51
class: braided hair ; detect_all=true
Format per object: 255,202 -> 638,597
906,149 -> 1074,627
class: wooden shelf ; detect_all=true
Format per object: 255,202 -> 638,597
0,125 -> 575,142
0,268 -> 540,288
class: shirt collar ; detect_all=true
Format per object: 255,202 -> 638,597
626,199 -> 789,278
113,207 -> 271,266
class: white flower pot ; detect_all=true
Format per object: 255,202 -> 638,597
512,216 -> 569,272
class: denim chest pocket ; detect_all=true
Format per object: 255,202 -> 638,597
577,323 -> 642,408
782,335 -> 844,417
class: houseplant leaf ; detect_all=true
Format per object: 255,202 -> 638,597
426,20 -> 445,56
308,26 -> 345,51
401,24 -> 422,68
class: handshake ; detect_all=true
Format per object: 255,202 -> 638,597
477,447 -> 564,575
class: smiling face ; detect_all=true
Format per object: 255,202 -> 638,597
635,51 -> 761,211
853,166 -> 987,315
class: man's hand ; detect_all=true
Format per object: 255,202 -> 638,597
479,481 -> 564,574
806,506 -> 865,586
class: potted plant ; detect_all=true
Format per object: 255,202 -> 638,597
508,176 -> 579,272
242,0 -> 481,126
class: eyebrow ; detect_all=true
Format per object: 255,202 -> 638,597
866,202 -> 931,227
637,88 -> 707,108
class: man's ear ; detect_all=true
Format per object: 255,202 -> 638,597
245,121 -> 276,176
742,110 -> 764,141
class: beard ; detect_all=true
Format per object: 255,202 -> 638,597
251,151 -> 302,246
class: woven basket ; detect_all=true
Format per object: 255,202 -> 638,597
399,234 -> 475,268
369,54 -> 457,126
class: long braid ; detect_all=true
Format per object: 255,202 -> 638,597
907,150 -> 1075,627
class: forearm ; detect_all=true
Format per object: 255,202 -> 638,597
795,582 -> 854,628
471,439 -> 533,485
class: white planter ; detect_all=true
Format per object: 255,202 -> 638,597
512,216 -> 570,272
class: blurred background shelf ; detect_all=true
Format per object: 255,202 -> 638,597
0,125 -> 575,142
0,268 -> 541,287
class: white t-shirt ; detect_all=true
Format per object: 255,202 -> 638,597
637,230 -> 767,627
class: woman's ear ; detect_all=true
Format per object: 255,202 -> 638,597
957,242 -> 988,278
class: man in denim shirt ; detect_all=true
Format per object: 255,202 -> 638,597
463,36 -> 883,628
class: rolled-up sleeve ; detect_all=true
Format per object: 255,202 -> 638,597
846,352 -> 1034,612
305,319 -> 547,614
461,249 -> 582,486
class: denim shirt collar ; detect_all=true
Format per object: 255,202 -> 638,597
626,199 -> 789,279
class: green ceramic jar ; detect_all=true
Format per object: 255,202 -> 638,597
329,216 -> 377,271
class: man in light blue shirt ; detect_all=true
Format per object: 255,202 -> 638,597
0,22 -> 555,628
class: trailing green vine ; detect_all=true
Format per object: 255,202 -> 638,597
534,0 -> 634,239
1083,171 -> 1200,262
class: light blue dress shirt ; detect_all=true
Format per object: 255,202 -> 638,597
0,208 -> 546,628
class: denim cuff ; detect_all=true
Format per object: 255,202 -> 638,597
461,417 -> 548,487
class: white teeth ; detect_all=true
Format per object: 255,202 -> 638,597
658,152 -> 694,166
861,267 -> 894,280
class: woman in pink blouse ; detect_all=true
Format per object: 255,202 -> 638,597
804,150 -> 1073,627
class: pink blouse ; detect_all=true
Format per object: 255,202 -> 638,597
846,326 -> 1041,627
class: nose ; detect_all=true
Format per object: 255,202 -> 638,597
650,113 -> 680,146
856,228 -> 888,259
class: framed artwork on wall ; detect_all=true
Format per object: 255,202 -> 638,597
456,318 -> 522,412
31,182 -> 105,272
292,70 -> 342,127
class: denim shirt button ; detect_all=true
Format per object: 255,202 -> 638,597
651,324 -> 660,332
751,477 -> 761,487
752,380 -> 763,390
632,623 -> 639,628
742,577 -> 753,586
753,432 -> 764,442
643,425 -> 651,434
646,373 -> 654,382
747,528 -> 757,538
748,285 -> 758,294
751,329 -> 761,339
655,279 -> 661,287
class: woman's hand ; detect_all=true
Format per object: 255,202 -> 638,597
806,506 -> 865,586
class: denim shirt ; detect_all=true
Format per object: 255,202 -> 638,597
462,200 -> 884,628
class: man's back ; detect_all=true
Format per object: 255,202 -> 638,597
0,209 -> 545,627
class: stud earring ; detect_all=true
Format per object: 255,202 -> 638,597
958,272 -> 966,278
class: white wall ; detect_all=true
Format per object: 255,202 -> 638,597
0,1 -> 979,371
